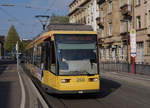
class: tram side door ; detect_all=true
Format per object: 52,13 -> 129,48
48,41 -> 57,88
41,40 -> 50,84
42,39 -> 57,87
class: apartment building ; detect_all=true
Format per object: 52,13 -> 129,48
96,0 -> 150,64
133,0 -> 147,64
69,0 -> 99,31
97,0 -> 131,63
69,0 -> 150,64
146,0 -> 150,64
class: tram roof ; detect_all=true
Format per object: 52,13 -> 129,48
26,24 -> 97,50
47,23 -> 94,31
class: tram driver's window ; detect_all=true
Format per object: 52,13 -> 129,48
50,41 -> 56,74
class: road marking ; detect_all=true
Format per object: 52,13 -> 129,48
111,72 -> 150,81
25,72 -> 49,108
18,69 -> 26,108
20,66 -> 49,108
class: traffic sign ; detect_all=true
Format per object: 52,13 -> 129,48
130,29 -> 136,57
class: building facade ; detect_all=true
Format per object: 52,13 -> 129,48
97,0 -> 132,63
133,0 -> 147,64
97,0 -> 150,65
146,0 -> 150,64
69,0 -> 150,65
69,0 -> 99,31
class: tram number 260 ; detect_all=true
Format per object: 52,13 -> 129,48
76,78 -> 85,82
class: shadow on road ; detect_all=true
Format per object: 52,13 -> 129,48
0,60 -> 16,108
50,78 -> 121,100
0,82 -> 11,108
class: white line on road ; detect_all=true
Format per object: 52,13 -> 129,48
24,70 -> 49,108
18,69 -> 26,108
19,66 -> 49,108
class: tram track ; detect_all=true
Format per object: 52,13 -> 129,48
21,64 -> 69,108
21,64 -> 119,108
21,64 -> 108,108
21,64 -> 150,108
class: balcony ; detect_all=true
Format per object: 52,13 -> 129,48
96,17 -> 104,28
120,31 -> 130,41
120,28 -> 127,35
120,4 -> 132,16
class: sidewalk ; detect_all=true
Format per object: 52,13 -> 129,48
0,61 -> 21,108
100,71 -> 150,88
101,71 -> 150,81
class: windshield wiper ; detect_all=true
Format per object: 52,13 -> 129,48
66,71 -> 95,76
83,71 -> 95,76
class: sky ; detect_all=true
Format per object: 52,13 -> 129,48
0,0 -> 73,39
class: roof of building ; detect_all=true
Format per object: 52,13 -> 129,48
69,0 -> 77,7
68,0 -> 91,16
47,23 -> 93,31
69,0 -> 90,7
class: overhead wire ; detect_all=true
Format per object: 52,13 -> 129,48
44,0 -> 57,15
0,7 -> 25,25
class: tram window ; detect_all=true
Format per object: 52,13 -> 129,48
50,41 -> 56,74
42,41 -> 50,70
31,48 -> 33,63
34,45 -> 41,67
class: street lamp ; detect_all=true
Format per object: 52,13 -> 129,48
35,15 -> 50,30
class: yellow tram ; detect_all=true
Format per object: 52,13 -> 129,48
26,24 -> 100,94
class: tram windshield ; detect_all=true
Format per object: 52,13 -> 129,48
55,34 -> 98,75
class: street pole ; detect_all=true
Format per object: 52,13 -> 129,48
16,41 -> 19,71
126,21 -> 129,73
35,15 -> 50,31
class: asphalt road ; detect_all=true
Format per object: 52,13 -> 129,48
22,64 -> 150,108
0,60 -> 21,108
39,78 -> 150,108
1,60 -> 150,108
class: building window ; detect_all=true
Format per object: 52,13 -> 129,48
147,41 -> 150,54
120,21 -> 125,33
91,16 -> 93,22
112,48 -> 116,61
101,48 -> 105,59
88,16 -> 90,24
109,22 -> 112,35
148,11 -> 150,26
120,0 -> 124,7
128,0 -> 131,5
109,2 -> 112,13
102,30 -> 104,37
129,20 -> 132,30
136,16 -> 141,29
119,46 -> 124,61
137,0 -> 141,5
106,48 -> 110,60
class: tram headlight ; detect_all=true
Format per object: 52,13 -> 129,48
89,78 -> 98,82
61,79 -> 70,83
